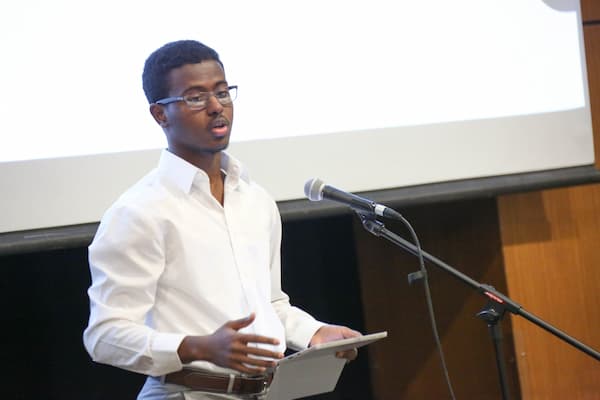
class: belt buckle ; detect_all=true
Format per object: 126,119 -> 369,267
259,375 -> 269,394
243,374 -> 270,399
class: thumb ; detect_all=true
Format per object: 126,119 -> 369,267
227,312 -> 256,331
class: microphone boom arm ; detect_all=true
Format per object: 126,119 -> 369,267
357,213 -> 600,360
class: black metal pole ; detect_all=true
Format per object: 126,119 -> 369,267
477,302 -> 511,400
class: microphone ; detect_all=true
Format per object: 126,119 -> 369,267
304,178 -> 403,221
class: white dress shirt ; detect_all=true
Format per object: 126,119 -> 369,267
83,150 -> 323,383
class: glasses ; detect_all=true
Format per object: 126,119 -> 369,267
155,85 -> 238,110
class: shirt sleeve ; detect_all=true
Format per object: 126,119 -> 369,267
83,202 -> 185,377
268,203 -> 325,350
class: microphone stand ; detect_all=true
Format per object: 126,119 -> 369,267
357,213 -> 600,400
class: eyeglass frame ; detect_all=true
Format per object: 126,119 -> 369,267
154,85 -> 238,110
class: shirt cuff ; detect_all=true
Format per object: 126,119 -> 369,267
151,332 -> 187,375
287,319 -> 326,350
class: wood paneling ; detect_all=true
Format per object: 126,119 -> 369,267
582,0 -> 600,23
494,10 -> 600,398
497,184 -> 600,399
355,199 -> 520,399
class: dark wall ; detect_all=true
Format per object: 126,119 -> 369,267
354,198 -> 520,399
281,215 -> 372,400
3,247 -> 145,399
2,214 -> 371,400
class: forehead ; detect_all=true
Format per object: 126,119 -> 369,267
166,60 -> 226,94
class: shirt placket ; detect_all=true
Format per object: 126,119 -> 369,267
222,183 -> 257,336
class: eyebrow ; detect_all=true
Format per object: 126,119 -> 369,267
183,81 -> 229,93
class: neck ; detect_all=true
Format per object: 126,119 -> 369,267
168,148 -> 222,177
167,148 -> 225,205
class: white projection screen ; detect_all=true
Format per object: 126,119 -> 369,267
0,0 -> 594,234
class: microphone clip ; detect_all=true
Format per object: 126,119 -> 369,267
356,211 -> 427,286
355,211 -> 385,237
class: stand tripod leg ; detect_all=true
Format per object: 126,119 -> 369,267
489,322 -> 510,400
477,303 -> 511,400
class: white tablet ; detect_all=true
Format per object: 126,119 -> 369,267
282,331 -> 388,362
265,331 -> 387,400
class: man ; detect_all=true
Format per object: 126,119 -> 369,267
83,40 -> 360,400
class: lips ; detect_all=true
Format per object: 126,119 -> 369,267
210,118 -> 230,137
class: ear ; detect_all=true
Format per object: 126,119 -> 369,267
149,103 -> 169,127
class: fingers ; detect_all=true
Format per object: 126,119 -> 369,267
211,341 -> 282,374
227,313 -> 256,330
225,332 -> 283,364
218,315 -> 284,373
237,342 -> 284,359
310,324 -> 363,346
225,314 -> 280,345
340,326 -> 362,339
228,340 -> 283,363
238,333 -> 280,346
231,351 -> 282,368
227,343 -> 284,374
309,324 -> 361,363
336,347 -> 358,362
232,362 -> 274,375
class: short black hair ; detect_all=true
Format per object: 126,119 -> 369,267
142,40 -> 223,103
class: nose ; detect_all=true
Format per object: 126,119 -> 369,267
206,94 -> 224,116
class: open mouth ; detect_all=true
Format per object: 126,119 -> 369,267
211,119 -> 229,137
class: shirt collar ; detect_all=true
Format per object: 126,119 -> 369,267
157,149 -> 250,194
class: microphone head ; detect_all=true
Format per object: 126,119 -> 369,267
304,178 -> 325,201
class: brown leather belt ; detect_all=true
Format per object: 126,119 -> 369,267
164,368 -> 270,396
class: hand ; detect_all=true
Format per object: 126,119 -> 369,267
177,313 -> 284,374
309,324 -> 362,362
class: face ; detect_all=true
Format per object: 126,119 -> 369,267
150,60 -> 233,162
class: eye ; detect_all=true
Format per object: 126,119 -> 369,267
215,90 -> 231,100
185,94 -> 207,105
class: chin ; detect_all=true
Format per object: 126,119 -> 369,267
211,141 -> 229,153
218,136 -> 230,148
